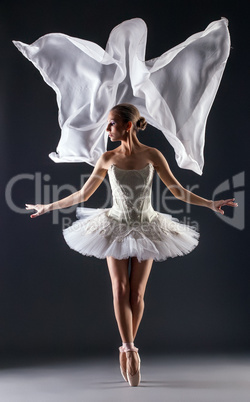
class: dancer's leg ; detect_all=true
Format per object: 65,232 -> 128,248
126,257 -> 153,377
130,257 -> 153,340
106,256 -> 132,342
107,256 -> 140,377
107,256 -> 153,377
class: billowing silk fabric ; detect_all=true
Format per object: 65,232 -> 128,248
13,18 -> 230,174
63,164 -> 199,262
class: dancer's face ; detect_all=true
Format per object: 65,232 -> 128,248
106,111 -> 128,142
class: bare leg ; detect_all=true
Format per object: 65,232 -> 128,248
107,256 -> 153,376
106,256 -> 133,342
106,256 -> 132,379
130,257 -> 153,340
125,257 -> 153,375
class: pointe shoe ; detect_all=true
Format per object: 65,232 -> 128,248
126,349 -> 141,387
119,346 -> 128,382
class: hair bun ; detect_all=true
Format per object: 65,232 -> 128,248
136,116 -> 147,131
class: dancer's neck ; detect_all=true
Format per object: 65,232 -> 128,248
120,131 -> 141,156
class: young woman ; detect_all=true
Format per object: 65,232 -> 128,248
26,103 -> 237,387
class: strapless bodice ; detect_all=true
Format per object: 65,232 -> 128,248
107,164 -> 157,224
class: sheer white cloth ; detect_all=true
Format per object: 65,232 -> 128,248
13,18 -> 230,174
63,164 -> 199,262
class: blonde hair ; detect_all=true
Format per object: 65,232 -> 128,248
111,103 -> 147,131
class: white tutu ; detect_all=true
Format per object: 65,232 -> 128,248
63,164 -> 199,262
63,207 -> 199,262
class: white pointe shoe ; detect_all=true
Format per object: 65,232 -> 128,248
126,349 -> 141,387
119,346 -> 128,382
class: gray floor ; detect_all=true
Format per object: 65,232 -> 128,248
0,355 -> 250,402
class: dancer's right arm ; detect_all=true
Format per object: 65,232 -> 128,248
25,156 -> 108,218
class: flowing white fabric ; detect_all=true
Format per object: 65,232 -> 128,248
13,18 -> 230,174
63,164 -> 199,262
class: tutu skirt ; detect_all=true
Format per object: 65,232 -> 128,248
63,207 -> 199,262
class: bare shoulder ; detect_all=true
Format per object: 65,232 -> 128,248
146,147 -> 163,158
144,147 -> 168,168
94,150 -> 118,170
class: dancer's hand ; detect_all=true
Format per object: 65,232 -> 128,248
25,203 -> 50,218
210,199 -> 238,215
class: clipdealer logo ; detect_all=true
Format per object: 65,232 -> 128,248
5,171 -> 245,230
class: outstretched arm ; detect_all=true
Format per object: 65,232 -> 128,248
152,150 -> 238,214
26,156 -> 108,218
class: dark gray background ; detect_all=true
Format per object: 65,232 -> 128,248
1,0 -> 249,360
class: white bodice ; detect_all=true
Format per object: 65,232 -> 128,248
107,164 -> 157,224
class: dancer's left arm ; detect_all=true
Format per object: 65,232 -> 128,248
153,150 -> 238,215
